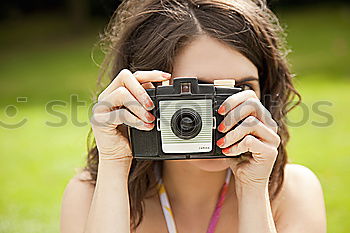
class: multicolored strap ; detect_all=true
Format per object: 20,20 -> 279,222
157,169 -> 232,233
206,169 -> 231,233
157,181 -> 178,233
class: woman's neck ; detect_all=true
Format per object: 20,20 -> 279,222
161,160 -> 234,211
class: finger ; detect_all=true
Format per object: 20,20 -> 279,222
133,70 -> 171,84
222,135 -> 278,161
218,98 -> 278,133
218,97 -> 278,133
94,87 -> 155,123
141,82 -> 155,89
98,69 -> 171,100
91,108 -> 154,131
98,69 -> 171,106
216,116 -> 280,148
218,90 -> 258,115
119,70 -> 169,110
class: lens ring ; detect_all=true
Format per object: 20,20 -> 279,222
171,108 -> 202,140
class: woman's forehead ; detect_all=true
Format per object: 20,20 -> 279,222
171,35 -> 259,83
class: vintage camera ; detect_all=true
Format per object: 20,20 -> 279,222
128,77 -> 242,160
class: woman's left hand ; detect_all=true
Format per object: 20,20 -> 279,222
216,90 -> 281,189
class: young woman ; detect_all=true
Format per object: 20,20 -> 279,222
60,0 -> 327,232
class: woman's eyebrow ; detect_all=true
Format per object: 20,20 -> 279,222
235,76 -> 259,84
197,76 -> 259,84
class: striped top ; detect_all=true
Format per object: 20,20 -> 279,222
156,167 -> 232,233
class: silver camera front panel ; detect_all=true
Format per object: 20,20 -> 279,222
159,99 -> 213,153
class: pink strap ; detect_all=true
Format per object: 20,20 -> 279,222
206,172 -> 231,233
156,167 -> 231,233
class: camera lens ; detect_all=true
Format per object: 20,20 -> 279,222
171,108 -> 202,139
180,117 -> 194,131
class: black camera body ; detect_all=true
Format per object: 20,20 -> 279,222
128,77 -> 242,160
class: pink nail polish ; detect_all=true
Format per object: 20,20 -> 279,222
145,112 -> 155,122
145,98 -> 154,110
161,72 -> 171,79
222,147 -> 230,154
216,137 -> 225,147
218,105 -> 226,115
144,123 -> 154,128
218,122 -> 225,132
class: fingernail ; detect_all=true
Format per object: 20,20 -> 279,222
216,137 -> 225,147
145,112 -> 155,122
145,99 -> 154,110
218,122 -> 225,132
222,147 -> 230,154
218,105 -> 226,115
161,72 -> 171,79
142,94 -> 154,110
145,123 -> 154,128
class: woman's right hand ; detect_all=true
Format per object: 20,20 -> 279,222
90,69 -> 172,163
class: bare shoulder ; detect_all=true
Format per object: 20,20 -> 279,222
274,163 -> 327,233
284,163 -> 323,192
63,170 -> 95,200
60,170 -> 96,233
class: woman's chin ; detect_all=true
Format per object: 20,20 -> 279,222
188,157 -> 231,172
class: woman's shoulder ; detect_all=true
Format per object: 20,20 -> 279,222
283,163 -> 322,189
63,169 -> 96,199
275,163 -> 324,207
65,168 -> 94,186
273,163 -> 327,232
60,170 -> 96,232
282,163 -> 323,198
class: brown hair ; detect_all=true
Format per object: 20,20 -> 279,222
84,0 -> 301,230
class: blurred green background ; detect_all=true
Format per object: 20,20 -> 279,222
0,1 -> 349,233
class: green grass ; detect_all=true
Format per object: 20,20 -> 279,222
0,5 -> 349,233
279,5 -> 350,233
